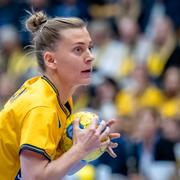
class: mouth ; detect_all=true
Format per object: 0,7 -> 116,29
81,68 -> 92,73
80,68 -> 92,79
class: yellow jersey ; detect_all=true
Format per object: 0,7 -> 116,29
0,76 -> 72,180
116,86 -> 163,117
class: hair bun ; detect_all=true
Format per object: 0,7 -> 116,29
26,11 -> 48,33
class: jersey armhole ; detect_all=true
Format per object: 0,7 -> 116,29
19,144 -> 51,161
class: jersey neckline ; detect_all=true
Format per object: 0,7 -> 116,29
41,75 -> 71,117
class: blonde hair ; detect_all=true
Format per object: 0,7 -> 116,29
26,11 -> 86,71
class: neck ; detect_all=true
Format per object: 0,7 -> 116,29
44,73 -> 75,105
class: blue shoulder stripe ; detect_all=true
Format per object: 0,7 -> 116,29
19,144 -> 51,161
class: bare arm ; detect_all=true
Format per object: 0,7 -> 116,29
20,145 -> 85,180
67,160 -> 87,175
20,118 -> 112,180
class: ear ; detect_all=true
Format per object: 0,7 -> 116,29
43,51 -> 57,70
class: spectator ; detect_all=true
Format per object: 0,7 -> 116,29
146,16 -> 180,84
160,67 -> 180,118
116,16 -> 152,82
0,25 -> 38,86
131,107 -> 177,179
116,63 -> 163,117
88,19 -> 124,80
90,76 -> 119,120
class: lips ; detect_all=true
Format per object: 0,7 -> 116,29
81,68 -> 92,73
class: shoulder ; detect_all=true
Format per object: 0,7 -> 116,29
4,76 -> 58,115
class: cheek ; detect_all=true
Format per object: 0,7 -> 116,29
57,60 -> 81,79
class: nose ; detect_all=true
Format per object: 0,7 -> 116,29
84,50 -> 94,63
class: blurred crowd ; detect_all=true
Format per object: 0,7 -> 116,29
0,0 -> 180,180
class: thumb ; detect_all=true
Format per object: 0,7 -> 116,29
73,118 -> 80,136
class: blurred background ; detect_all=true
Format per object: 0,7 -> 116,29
0,0 -> 179,179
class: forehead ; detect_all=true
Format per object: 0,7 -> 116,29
59,27 -> 92,45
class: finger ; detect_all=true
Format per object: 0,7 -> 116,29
73,118 -> 80,134
106,147 -> 117,158
100,126 -> 110,140
100,137 -> 110,148
109,133 -> 120,139
96,120 -> 106,134
108,142 -> 118,149
88,118 -> 98,130
105,119 -> 116,127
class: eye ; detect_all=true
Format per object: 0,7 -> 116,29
74,46 -> 83,54
88,45 -> 94,52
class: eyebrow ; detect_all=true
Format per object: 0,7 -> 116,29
73,41 -> 93,46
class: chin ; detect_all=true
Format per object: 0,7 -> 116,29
79,78 -> 91,86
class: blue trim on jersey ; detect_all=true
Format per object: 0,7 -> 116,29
19,144 -> 51,161
15,169 -> 21,180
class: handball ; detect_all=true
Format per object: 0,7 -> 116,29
60,111 -> 107,162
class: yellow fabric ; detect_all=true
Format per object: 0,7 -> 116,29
76,164 -> 96,180
116,86 -> 163,117
147,53 -> 165,77
0,76 -> 72,179
160,97 -> 180,118
147,36 -> 176,78
118,56 -> 135,78
7,50 -> 38,78
116,90 -> 135,116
